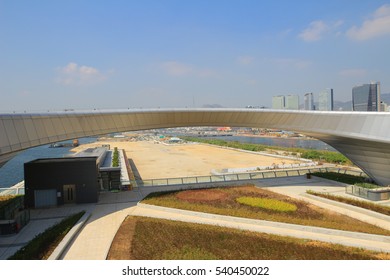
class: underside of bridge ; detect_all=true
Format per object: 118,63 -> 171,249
1,109 -> 389,186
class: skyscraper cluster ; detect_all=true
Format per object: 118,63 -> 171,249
271,95 -> 300,110
272,82 -> 386,112
272,89 -> 333,111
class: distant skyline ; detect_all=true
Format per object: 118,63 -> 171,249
1,0 -> 390,112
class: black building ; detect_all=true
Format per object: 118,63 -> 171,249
24,157 -> 100,208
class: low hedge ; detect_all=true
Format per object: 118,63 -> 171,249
311,172 -> 379,188
8,211 -> 85,260
112,147 -> 119,167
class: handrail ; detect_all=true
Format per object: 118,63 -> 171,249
0,167 -> 366,194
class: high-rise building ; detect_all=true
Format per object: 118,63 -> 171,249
304,93 -> 314,110
285,95 -> 299,110
272,95 -> 285,109
318,88 -> 334,111
352,82 -> 381,111
380,101 -> 388,112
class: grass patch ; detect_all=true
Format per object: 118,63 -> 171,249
108,216 -> 390,260
236,197 -> 297,212
161,245 -> 218,260
181,137 -> 267,152
300,150 -> 350,165
181,136 -> 352,165
8,211 -> 85,260
307,190 -> 390,216
142,185 -> 390,236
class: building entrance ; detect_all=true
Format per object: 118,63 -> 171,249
63,184 -> 76,203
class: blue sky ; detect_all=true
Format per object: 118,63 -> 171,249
1,0 -> 390,112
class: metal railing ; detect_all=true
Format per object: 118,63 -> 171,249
346,185 -> 390,201
0,167 -> 367,195
127,167 -> 366,188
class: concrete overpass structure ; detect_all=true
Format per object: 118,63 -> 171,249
0,108 -> 389,185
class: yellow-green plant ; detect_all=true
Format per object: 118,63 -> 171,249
236,197 -> 297,212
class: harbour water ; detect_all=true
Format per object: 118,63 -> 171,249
0,138 -> 97,188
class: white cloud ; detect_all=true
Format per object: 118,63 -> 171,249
57,62 -> 106,85
299,20 -> 328,42
237,56 -> 254,65
299,20 -> 344,42
347,4 -> 390,40
339,68 -> 367,77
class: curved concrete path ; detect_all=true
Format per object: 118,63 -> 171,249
61,191 -> 141,260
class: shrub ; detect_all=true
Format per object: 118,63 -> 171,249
300,150 -> 351,164
236,196 -> 297,212
311,172 -> 380,187
112,147 -> 119,167
355,182 -> 380,189
0,195 -> 22,208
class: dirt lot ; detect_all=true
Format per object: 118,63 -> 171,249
72,140 -> 300,179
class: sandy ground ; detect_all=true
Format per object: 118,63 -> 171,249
72,140 -> 301,180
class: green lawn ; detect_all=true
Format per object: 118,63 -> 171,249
142,185 -> 390,236
109,216 -> 389,260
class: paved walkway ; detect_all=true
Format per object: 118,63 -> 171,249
61,191 -> 141,260
2,176 -> 390,259
0,204 -> 93,260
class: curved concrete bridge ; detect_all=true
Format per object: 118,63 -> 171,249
1,108 -> 390,185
